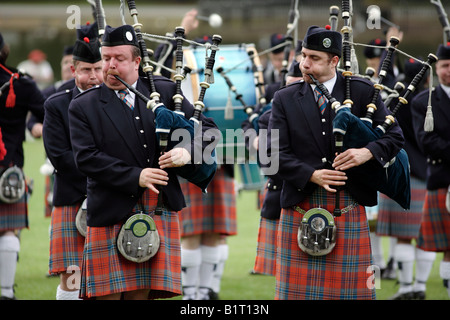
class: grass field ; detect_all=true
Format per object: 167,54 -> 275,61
12,137 -> 448,300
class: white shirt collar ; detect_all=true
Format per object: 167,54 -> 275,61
440,83 -> 450,99
115,80 -> 137,105
310,74 -> 337,101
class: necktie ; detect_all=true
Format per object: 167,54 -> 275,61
118,89 -> 134,110
314,86 -> 326,115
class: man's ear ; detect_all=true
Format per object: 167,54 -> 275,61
331,55 -> 339,68
134,56 -> 141,71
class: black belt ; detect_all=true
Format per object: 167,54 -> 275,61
293,202 -> 358,215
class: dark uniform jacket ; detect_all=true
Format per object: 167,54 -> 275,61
43,86 -> 86,206
269,72 -> 405,209
0,65 -> 45,168
258,109 -> 282,220
411,85 -> 450,190
68,76 -> 218,227
27,78 -> 76,133
396,83 -> 427,181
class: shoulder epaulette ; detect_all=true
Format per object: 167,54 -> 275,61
349,75 -> 373,87
46,88 -> 72,102
72,84 -> 101,99
278,79 -> 304,92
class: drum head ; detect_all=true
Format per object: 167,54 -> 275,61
117,213 -> 160,263
182,44 -> 264,162
0,166 -> 26,204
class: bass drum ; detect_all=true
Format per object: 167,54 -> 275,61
182,44 -> 264,163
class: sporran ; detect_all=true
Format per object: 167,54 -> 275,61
117,211 -> 160,263
0,166 -> 26,204
297,207 -> 337,256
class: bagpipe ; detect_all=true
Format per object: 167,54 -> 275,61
122,0 -> 220,196
217,0 -> 299,137
306,1 -> 438,212
279,0 -> 300,88
89,0 -> 221,196
431,0 -> 450,45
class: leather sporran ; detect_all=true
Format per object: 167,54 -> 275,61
297,208 -> 337,256
117,212 -> 160,263
0,166 -> 25,204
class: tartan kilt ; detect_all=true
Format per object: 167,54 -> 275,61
79,189 -> 182,299
376,176 -> 426,239
275,187 -> 375,300
0,191 -> 28,232
49,203 -> 85,274
417,188 -> 450,252
253,216 -> 278,276
179,166 -> 237,237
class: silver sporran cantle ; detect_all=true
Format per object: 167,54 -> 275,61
75,198 -> 87,237
297,208 -> 337,256
0,166 -> 26,204
117,212 -> 160,263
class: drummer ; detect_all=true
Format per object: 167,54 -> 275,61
268,25 -> 404,299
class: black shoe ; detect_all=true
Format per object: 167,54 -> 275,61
381,258 -> 397,280
46,272 -> 58,278
0,296 -> 16,300
249,269 -> 265,276
413,291 -> 426,300
389,291 -> 414,300
208,289 -> 219,300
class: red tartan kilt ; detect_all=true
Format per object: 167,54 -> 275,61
49,203 -> 86,274
376,176 -> 426,239
0,193 -> 28,232
253,216 -> 278,276
275,188 -> 375,300
79,189 -> 182,299
179,166 -> 237,237
417,188 -> 450,252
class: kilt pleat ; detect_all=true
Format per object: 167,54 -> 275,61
376,176 -> 426,239
79,190 -> 182,299
0,193 -> 28,232
275,188 -> 375,300
49,203 -> 86,274
417,188 -> 450,252
253,216 -> 278,276
179,166 -> 237,237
